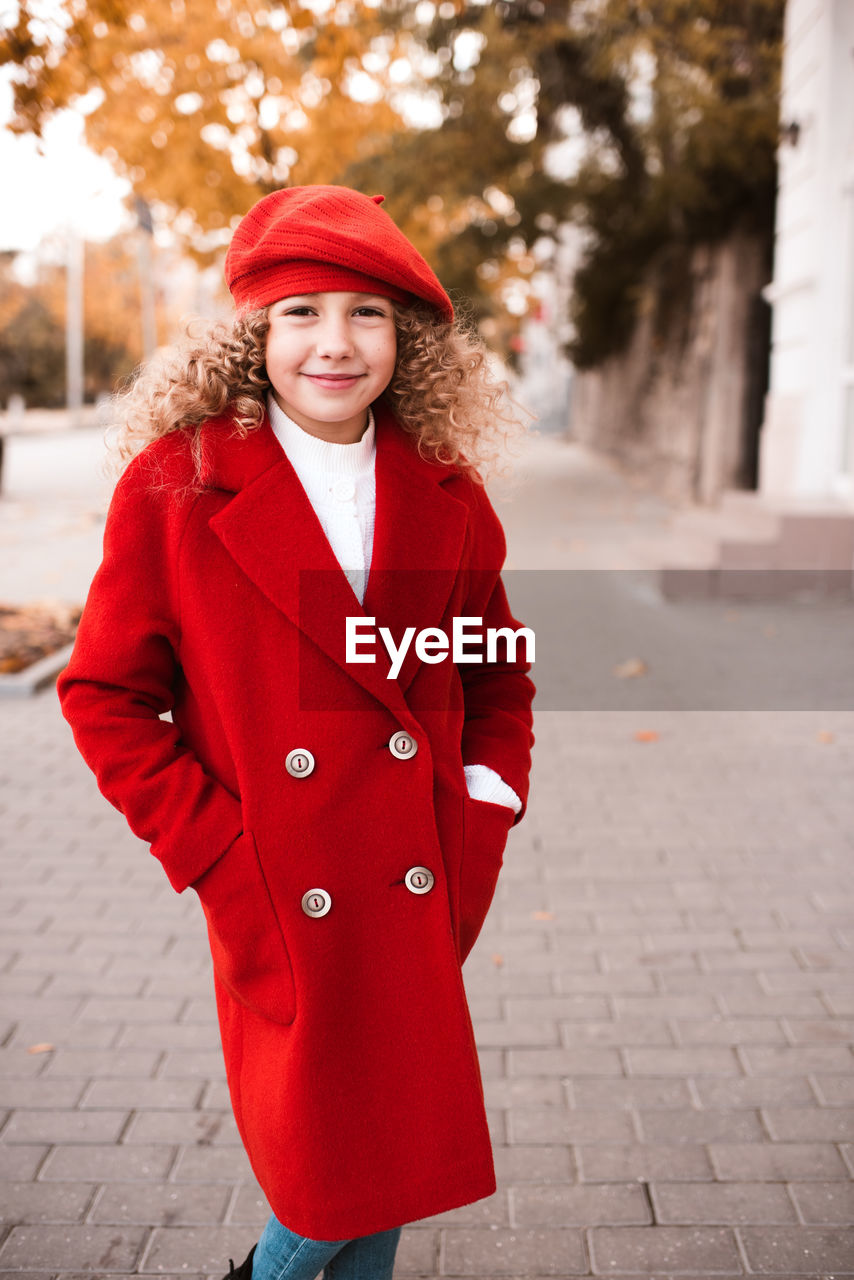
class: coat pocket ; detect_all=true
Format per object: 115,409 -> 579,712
193,830 -> 296,1025
458,795 -> 515,964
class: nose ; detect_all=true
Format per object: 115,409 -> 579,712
315,315 -> 355,360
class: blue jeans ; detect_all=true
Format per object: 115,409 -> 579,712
252,1212 -> 402,1280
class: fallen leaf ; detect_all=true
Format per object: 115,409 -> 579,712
614,657 -> 647,679
27,1043 -> 55,1054
634,729 -> 659,742
491,953 -> 504,967
532,910 -> 555,921
816,731 -> 834,744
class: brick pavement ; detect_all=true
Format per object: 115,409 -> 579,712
2,433 -> 854,1277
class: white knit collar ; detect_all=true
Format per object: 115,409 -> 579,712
267,392 -> 376,476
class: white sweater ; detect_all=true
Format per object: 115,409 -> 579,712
268,394 -> 521,813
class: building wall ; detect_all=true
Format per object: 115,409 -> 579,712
570,229 -> 769,503
759,0 -> 854,499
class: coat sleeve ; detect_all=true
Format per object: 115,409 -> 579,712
56,447 -> 244,893
457,476 -> 535,822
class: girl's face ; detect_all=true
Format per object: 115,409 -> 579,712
265,291 -> 397,443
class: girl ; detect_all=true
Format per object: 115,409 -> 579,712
58,185 -> 535,1280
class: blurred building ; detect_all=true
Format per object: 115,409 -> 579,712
724,0 -> 854,581
760,0 -> 854,504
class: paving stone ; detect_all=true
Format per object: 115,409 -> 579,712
503,996 -> 610,1021
492,1145 -> 575,1184
91,1181 -> 232,1226
40,1143 -> 175,1182
624,1047 -> 742,1076
558,1019 -> 674,1047
611,994 -> 720,1019
588,1225 -> 741,1274
576,1145 -> 714,1183
0,1224 -> 147,1270
673,1017 -> 787,1045
123,1110 -> 242,1146
158,1050 -> 227,1079
650,1181 -> 798,1225
0,1179 -> 94,1224
810,1074 -> 854,1105
80,1080 -> 204,1110
228,1183 -> 272,1226
555,972 -> 657,996
474,1020 -> 561,1048
0,1079 -> 86,1109
426,1189 -> 508,1226
171,1146 -> 254,1182
8,1020 -> 121,1050
1,1108 -> 127,1144
139,1226 -> 273,1272
42,1049 -> 160,1079
482,1077 -> 564,1108
392,1226 -> 438,1272
708,1142 -> 849,1181
783,1017 -> 854,1045
719,992 -> 827,1017
637,1108 -> 764,1145
441,1226 -> 587,1275
787,1180 -> 854,1224
117,1021 -> 223,1050
0,1049 -> 53,1080
740,1045 -> 854,1075
762,1106 -> 854,1141
691,1076 -> 814,1109
0,1144 -> 48,1180
737,1226 -> 854,1273
570,1079 -> 691,1111
507,1047 -> 624,1077
508,1108 -> 637,1145
511,1183 -> 651,1226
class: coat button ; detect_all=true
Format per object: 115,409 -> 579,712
301,888 -> 332,917
388,731 -> 417,759
332,478 -> 356,502
286,748 -> 315,778
404,866 -> 434,895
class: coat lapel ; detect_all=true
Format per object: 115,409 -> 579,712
206,404 -> 470,716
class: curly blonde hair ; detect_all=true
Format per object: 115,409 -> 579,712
109,302 -> 525,485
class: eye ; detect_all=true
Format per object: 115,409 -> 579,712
353,306 -> 390,318
281,305 -> 316,317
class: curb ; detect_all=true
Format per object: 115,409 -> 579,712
0,641 -> 73,699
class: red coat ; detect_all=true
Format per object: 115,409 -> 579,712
57,403 -> 535,1238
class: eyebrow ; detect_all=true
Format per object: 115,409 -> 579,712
276,293 -> 390,304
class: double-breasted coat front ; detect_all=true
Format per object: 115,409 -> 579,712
57,402 -> 535,1239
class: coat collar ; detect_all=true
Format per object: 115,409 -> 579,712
206,402 -> 470,718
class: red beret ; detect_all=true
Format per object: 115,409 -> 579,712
225,185 -> 454,322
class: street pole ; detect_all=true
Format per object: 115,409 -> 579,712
65,226 -> 85,428
134,196 -> 157,359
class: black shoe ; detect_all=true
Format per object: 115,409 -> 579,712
223,1245 -> 255,1280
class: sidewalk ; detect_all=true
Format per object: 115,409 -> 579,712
1,428 -> 853,1277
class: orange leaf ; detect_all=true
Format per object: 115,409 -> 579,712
491,953 -> 504,967
634,729 -> 659,742
532,910 -> 555,921
613,657 -> 647,679
816,730 -> 834,743
27,1043 -> 55,1054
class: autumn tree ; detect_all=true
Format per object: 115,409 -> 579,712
1,0 -> 406,246
2,0 -> 784,367
343,0 -> 785,365
0,238 -> 171,406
